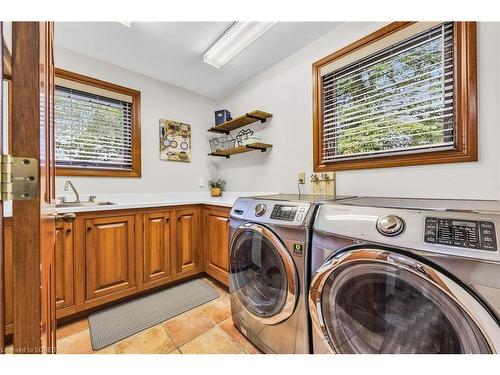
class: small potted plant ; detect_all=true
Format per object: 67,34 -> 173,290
208,178 -> 226,197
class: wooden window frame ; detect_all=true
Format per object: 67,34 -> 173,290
312,22 -> 477,172
54,68 -> 142,177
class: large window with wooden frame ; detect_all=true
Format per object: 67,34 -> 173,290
312,22 -> 477,172
55,69 -> 141,177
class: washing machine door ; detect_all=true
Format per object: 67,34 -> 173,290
309,248 -> 500,354
230,222 -> 298,325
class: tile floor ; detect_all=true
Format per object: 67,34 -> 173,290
53,277 -> 261,354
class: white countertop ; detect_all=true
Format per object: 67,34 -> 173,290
2,191 -> 276,217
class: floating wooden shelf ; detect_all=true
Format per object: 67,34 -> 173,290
208,142 -> 273,158
208,110 -> 272,134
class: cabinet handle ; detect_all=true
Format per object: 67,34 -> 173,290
66,228 -> 72,233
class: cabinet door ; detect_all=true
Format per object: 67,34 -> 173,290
204,208 -> 230,285
143,211 -> 173,287
3,220 -> 13,336
55,221 -> 74,311
175,208 -> 202,276
85,215 -> 136,302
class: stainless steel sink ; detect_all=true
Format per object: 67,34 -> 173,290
56,201 -> 115,208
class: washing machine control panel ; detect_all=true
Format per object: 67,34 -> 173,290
424,217 -> 497,251
270,204 -> 299,221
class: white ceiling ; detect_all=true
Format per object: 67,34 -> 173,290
54,22 -> 342,99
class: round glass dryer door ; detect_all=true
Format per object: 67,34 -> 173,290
310,249 -> 498,354
230,223 -> 298,325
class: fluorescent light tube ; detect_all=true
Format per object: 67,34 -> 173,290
203,22 -> 276,69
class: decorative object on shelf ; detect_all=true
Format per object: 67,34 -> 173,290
208,110 -> 272,134
207,109 -> 273,159
235,129 -> 261,146
215,109 -> 232,125
209,143 -> 273,158
209,135 -> 236,154
208,178 -> 226,197
159,119 -> 191,162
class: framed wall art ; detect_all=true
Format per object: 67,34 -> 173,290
159,119 -> 192,162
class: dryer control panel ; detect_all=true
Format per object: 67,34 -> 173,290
230,198 -> 312,227
424,217 -> 497,251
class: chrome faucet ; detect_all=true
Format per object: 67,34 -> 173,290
63,180 -> 80,203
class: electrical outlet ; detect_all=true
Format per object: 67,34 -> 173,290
298,172 -> 305,185
311,172 -> 336,198
319,172 -> 335,181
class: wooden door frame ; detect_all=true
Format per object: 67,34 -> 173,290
11,21 -> 56,354
0,21 -> 5,354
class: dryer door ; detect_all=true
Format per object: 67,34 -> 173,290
230,222 -> 298,325
309,248 -> 499,354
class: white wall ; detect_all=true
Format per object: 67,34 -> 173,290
55,47 -> 219,196
216,22 -> 500,200
56,23 -> 500,200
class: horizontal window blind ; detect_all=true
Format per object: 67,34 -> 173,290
321,22 -> 455,163
55,85 -> 134,170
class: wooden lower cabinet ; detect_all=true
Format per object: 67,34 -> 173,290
84,215 -> 136,303
175,208 -> 202,276
55,221 -> 75,312
4,204 -> 231,337
141,211 -> 174,289
204,207 -> 230,285
3,219 -> 76,336
3,219 -> 13,335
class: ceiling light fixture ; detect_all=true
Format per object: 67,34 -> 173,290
118,22 -> 132,28
203,22 -> 276,69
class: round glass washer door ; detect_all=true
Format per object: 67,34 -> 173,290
309,248 -> 499,354
230,222 -> 298,325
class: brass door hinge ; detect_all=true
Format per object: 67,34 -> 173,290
0,155 -> 38,201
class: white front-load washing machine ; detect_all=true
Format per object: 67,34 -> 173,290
228,194 -> 323,354
310,197 -> 500,354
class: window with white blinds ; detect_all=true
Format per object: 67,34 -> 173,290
321,22 -> 455,163
55,86 -> 134,170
